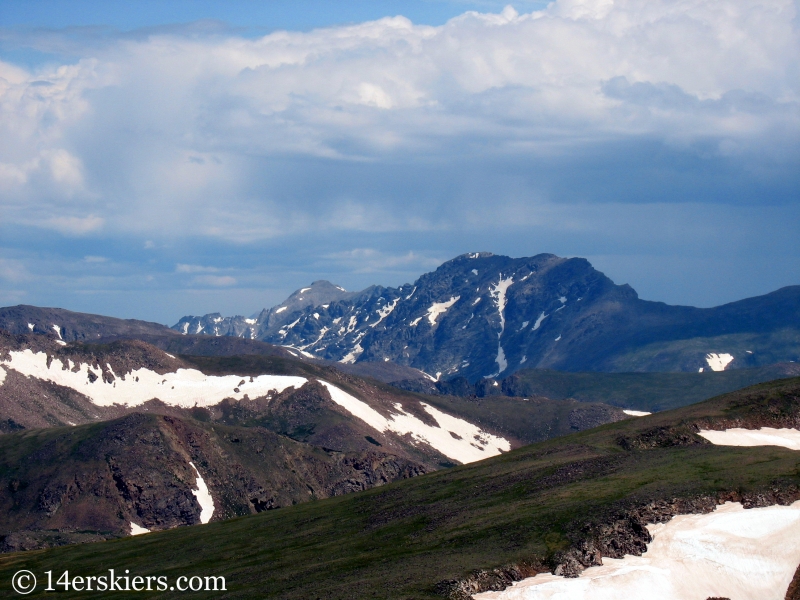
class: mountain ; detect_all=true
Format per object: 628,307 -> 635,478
0,330 -> 633,550
0,305 -> 177,342
172,252 -> 800,380
403,362 -> 800,412
3,376 -> 799,597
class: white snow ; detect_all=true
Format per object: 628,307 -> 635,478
195,323 -> 203,334
336,286 -> 346,291
244,318 -> 257,325
699,367 -> 704,372
476,500 -> 800,600
409,316 -> 423,327
181,323 -> 189,334
0,366 -> 6,386
0,349 -> 307,408
520,356 -> 527,364
427,296 -> 460,326
164,352 -> 175,359
318,381 -> 510,464
554,335 -> 561,341
55,340 -> 67,346
559,296 -> 567,304
346,315 -> 358,333
129,522 -> 150,536
746,350 -> 753,354
27,323 -> 34,331
472,269 -> 479,275
623,410 -> 651,417
698,427 -> 800,450
473,297 -> 482,305
313,312 -> 320,320
520,321 -> 529,331
322,304 -> 329,309
489,276 -> 514,376
405,286 -> 416,300
532,312 -> 547,331
188,462 -> 214,524
339,335 -> 365,364
494,346 -> 508,374
275,306 -> 287,314
299,287 -> 311,294
370,298 -> 398,328
212,317 -> 223,324
705,352 -> 734,371
52,324 -> 62,339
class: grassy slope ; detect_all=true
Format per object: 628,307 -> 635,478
2,377 -> 800,599
505,363 -> 800,412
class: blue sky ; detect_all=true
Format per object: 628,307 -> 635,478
0,0 -> 798,324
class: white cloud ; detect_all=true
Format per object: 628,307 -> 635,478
191,275 -> 237,287
0,0 -> 795,245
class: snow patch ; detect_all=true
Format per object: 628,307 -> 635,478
55,340 -> 67,346
476,501 -> 800,600
532,312 -> 547,331
339,339 -> 364,364
427,296 -> 460,325
520,321 -> 529,331
472,269 -> 478,275
244,318 -> 257,325
706,353 -> 734,371
554,335 -> 561,341
130,522 -> 150,536
698,427 -> 800,450
0,349 -> 307,408
405,286 -> 416,300
299,287 -> 311,293
164,352 -> 175,359
489,275 -> 514,376
370,298 -> 398,328
275,306 -> 287,314
318,381 -> 510,464
27,323 -> 34,331
520,356 -> 527,364
473,297 -> 482,305
181,323 -> 189,334
559,296 -> 567,304
189,462 -> 214,524
52,324 -> 62,339
623,410 -> 651,417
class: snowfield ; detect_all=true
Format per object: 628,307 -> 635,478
476,501 -> 800,600
0,350 -> 508,465
476,426 -> 800,599
698,427 -> 800,450
318,381 -> 510,464
0,349 -> 307,407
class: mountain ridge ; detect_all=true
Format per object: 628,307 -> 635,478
170,252 -> 800,380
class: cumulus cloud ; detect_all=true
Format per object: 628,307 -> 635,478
0,0 -> 795,239
0,0 -> 797,320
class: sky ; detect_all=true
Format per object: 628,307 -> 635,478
0,0 -> 798,325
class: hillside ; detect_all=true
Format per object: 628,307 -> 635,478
2,377 -> 799,598
172,252 -> 800,380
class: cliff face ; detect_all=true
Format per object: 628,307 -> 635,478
0,412 -> 428,553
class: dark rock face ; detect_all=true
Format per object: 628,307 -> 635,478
0,413 -> 429,553
171,252 -> 800,380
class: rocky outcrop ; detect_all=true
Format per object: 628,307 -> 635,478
436,486 -> 800,598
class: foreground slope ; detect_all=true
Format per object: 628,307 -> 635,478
2,377 -> 800,598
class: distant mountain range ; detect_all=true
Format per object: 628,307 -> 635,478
171,252 -> 800,381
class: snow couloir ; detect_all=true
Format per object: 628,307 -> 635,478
0,350 -> 509,465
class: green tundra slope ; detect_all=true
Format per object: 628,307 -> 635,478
2,377 -> 800,599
